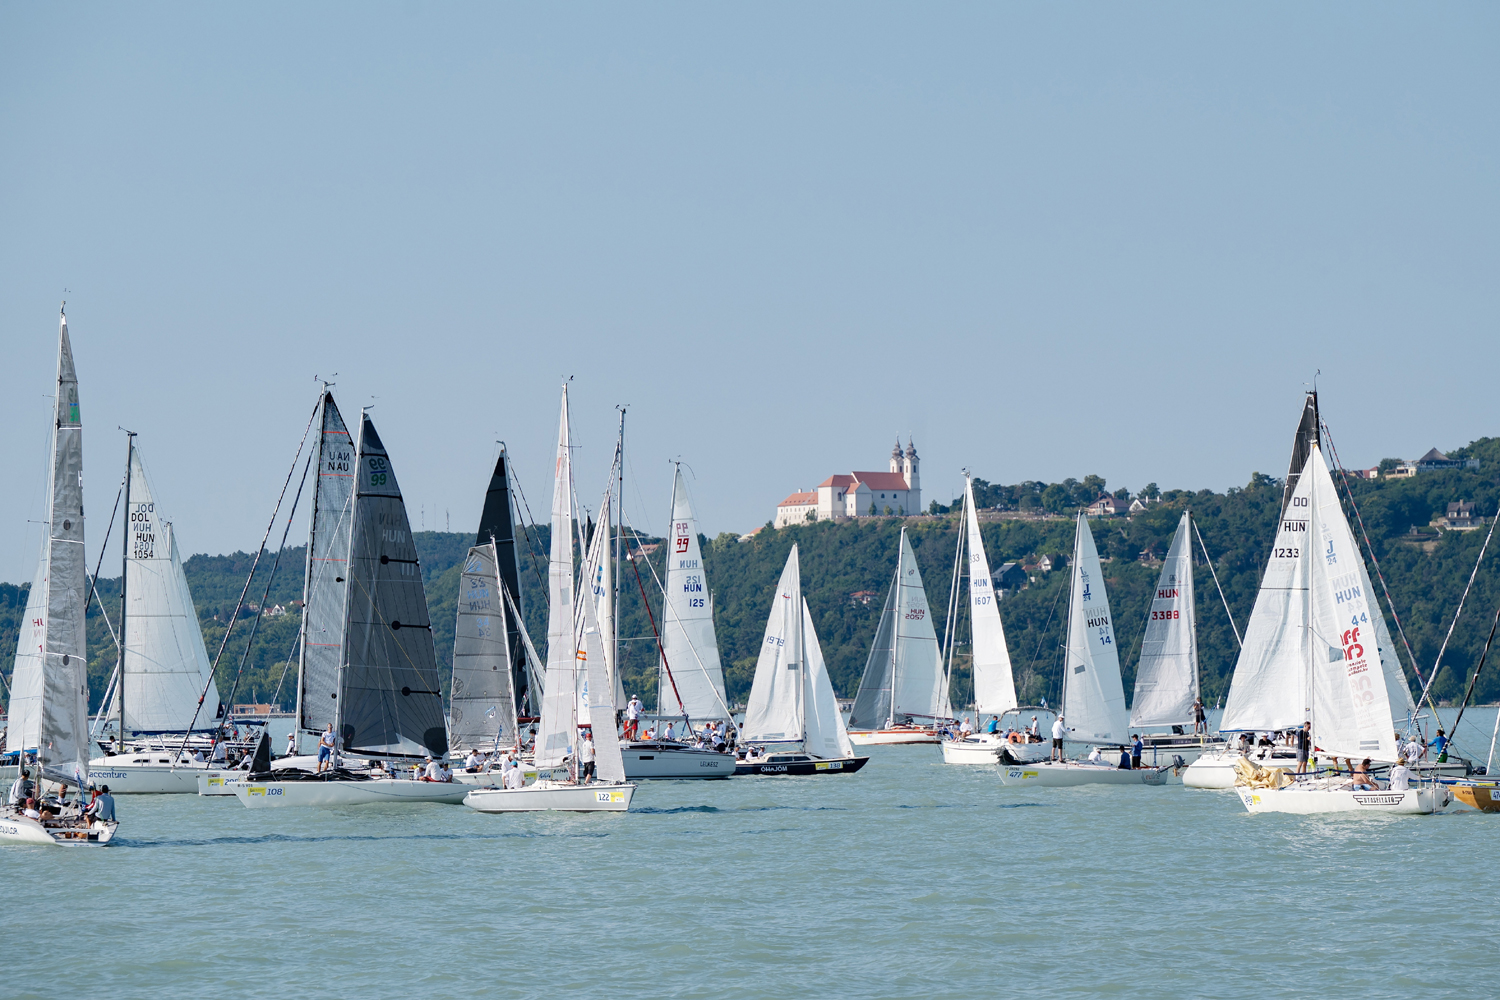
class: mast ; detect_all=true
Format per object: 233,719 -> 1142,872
614,407 -> 625,709
115,429 -> 135,751
887,536 -> 903,729
1060,513 -> 1081,719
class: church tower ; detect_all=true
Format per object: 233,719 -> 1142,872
903,438 -> 920,505
890,437 -> 903,475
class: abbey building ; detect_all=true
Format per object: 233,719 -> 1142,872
775,439 -> 921,527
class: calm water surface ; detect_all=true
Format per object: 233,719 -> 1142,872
4,709 -> 1497,1000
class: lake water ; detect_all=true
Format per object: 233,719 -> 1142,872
4,708 -> 1497,1000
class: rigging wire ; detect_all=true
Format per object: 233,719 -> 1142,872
1193,517 -> 1242,647
1414,503 -> 1498,713
504,459 -> 551,612
1447,598 -> 1500,750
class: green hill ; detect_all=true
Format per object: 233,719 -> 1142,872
4,438 -> 1499,718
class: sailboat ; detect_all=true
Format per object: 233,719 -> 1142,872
618,464 -> 737,779
463,383 -> 637,812
473,444 -> 542,721
940,475 -> 1042,764
234,397 -> 466,807
1235,443 -> 1451,815
1185,394 -> 1425,789
1127,511 -> 1222,767
3,308 -> 118,845
737,545 -> 869,776
847,528 -> 952,745
86,439 -> 228,793
446,540 -> 523,776
997,513 -> 1167,787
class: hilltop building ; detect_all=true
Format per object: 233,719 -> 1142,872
1387,448 -> 1480,479
775,438 -> 921,527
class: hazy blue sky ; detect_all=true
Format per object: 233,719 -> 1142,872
2,4 -> 1496,581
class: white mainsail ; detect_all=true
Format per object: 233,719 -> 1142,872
577,486 -> 614,727
801,599 -> 854,759
450,542 -> 518,752
120,446 -> 221,733
963,477 -> 1017,716
1305,449 -> 1399,762
742,547 -> 805,743
1129,511 -> 1198,728
535,385 -> 578,770
659,467 -> 729,721
579,572 -> 627,782
296,392 -> 355,737
1061,514 -> 1130,744
849,529 -> 947,729
8,311 -> 90,787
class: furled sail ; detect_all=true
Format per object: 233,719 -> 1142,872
8,311 -> 90,787
1061,514 -> 1130,744
338,413 -> 448,757
801,599 -> 854,759
120,446 -> 221,733
1129,511 -> 1198,727
850,530 -> 947,728
475,447 -> 531,715
297,392 -> 355,736
659,467 -> 729,721
964,477 -> 1017,716
534,385 -> 578,770
450,542 -> 518,752
1305,448 -> 1398,762
742,546 -> 805,743
1220,403 -> 1316,733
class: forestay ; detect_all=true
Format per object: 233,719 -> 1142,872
121,447 -> 221,733
298,392 -> 355,736
1306,450 -> 1399,763
1129,511 -> 1198,728
659,467 -> 729,721
1062,514 -> 1130,744
742,547 -> 805,743
338,413 -> 448,757
535,385 -> 579,770
450,542 -> 518,752
964,477 -> 1016,716
9,312 -> 90,788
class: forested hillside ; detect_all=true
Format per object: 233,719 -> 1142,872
4,436 -> 1499,717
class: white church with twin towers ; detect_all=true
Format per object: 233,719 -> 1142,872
775,438 -> 922,527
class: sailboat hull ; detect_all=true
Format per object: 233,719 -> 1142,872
86,758 -> 215,794
997,761 -> 1168,787
1237,783 -> 1451,815
1183,748 -> 1300,789
620,743 -> 737,779
233,777 -> 470,807
734,754 -> 869,776
0,813 -> 117,846
848,728 -> 941,745
463,779 -> 636,812
197,770 -> 246,796
943,735 -> 1051,764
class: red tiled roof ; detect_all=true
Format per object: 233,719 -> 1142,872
851,471 -> 910,491
778,491 -> 817,507
819,474 -> 858,488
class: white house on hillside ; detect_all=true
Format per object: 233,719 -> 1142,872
775,439 -> 922,526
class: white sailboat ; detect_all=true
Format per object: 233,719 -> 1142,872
3,309 -> 118,845
737,546 -> 869,776
848,528 -> 951,745
1236,445 -> 1450,815
87,441 -> 227,793
236,398 -> 466,807
1127,511 -> 1221,766
1185,395 -> 1423,788
998,513 -> 1167,788
940,475 -> 1041,764
618,464 -> 738,778
464,384 -> 637,812
448,541 -> 521,762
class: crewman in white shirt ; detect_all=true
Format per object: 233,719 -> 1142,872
579,734 -> 597,783
464,750 -> 483,773
1051,716 -> 1070,761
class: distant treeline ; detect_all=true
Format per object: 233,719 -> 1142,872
3,436 -> 1499,716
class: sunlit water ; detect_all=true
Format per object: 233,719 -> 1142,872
4,709 -> 1497,1000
